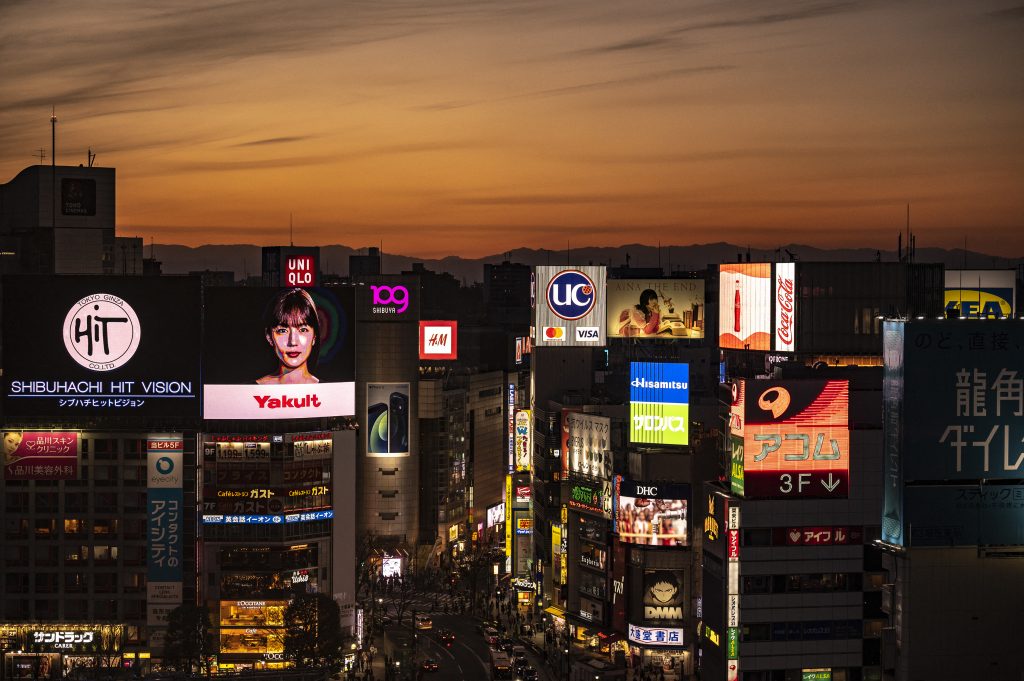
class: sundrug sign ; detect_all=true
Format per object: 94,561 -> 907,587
534,266 -> 606,347
630,362 -> 689,446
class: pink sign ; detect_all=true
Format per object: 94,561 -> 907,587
3,431 -> 79,480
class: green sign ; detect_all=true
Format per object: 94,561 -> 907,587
801,671 -> 832,681
729,436 -> 745,497
568,483 -> 603,514
726,627 -> 739,658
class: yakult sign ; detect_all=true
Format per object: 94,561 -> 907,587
534,266 -> 606,347
774,263 -> 796,352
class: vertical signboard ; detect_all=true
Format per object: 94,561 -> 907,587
741,379 -> 850,499
564,412 -> 612,479
895,320 -> 1024,546
729,381 -> 745,496
534,266 -> 607,346
881,322 -> 905,546
507,384 -> 516,472
726,498 -> 740,675
147,434 -> 184,638
514,409 -> 532,472
944,269 -> 1015,319
774,262 -> 796,352
630,362 -> 690,445
504,475 -> 513,557
718,263 -> 771,350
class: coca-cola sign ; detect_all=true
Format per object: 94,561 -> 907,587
774,263 -> 796,352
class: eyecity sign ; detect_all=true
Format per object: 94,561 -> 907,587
630,362 -> 690,446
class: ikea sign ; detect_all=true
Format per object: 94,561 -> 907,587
630,362 -> 689,446
944,270 -> 1015,319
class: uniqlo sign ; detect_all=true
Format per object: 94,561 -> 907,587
285,255 -> 315,287
419,321 -> 458,360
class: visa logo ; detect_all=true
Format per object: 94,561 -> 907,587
575,327 -> 599,341
543,326 -> 565,341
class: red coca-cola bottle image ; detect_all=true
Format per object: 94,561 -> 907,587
733,279 -> 741,333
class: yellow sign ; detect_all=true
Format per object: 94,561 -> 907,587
505,475 -> 513,557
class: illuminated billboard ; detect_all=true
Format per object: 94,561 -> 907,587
564,412 -> 611,479
641,569 -> 687,622
774,263 -> 796,352
419,320 -> 457,360
366,383 -> 411,456
718,264 -> 771,351
740,379 -> 850,499
514,409 -> 532,472
944,269 -> 1015,319
883,318 -> 1024,546
534,266 -> 607,347
630,362 -> 689,446
607,279 -> 704,339
203,287 -> 355,420
2,277 -> 201,418
3,431 -> 79,480
614,477 -> 690,546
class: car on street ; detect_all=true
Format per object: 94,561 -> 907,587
421,658 -> 439,673
516,668 -> 538,681
415,614 -> 433,630
483,626 -> 500,645
498,638 -> 516,653
439,629 -> 455,647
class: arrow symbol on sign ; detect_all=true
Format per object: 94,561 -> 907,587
821,473 -> 840,492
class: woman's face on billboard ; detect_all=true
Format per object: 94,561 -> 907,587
268,321 -> 315,369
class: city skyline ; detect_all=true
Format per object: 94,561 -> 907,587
2,0 -> 1022,258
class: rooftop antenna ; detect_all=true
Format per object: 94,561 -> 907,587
51,106 -> 57,233
905,203 -> 910,264
87,148 -> 96,167
290,213 -> 294,247
35,148 -> 46,164
150,236 -> 155,260
566,240 -> 570,265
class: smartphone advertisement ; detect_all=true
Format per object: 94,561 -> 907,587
366,383 -> 411,456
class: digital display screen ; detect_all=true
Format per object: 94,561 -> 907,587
366,383 -> 411,456
718,263 -> 771,351
202,287 -> 355,420
2,276 -> 201,418
614,478 -> 690,546
630,362 -> 689,445
741,379 -> 850,499
607,279 -> 704,339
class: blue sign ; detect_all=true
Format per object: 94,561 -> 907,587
630,362 -> 689,404
202,510 -> 334,524
904,485 -> 1024,546
630,362 -> 690,446
546,270 -> 597,321
881,323 -> 905,546
148,489 -> 182,582
900,321 -> 1024,481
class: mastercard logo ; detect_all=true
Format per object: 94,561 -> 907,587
543,326 -> 566,340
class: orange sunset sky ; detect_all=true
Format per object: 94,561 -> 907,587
1,0 -> 1022,258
